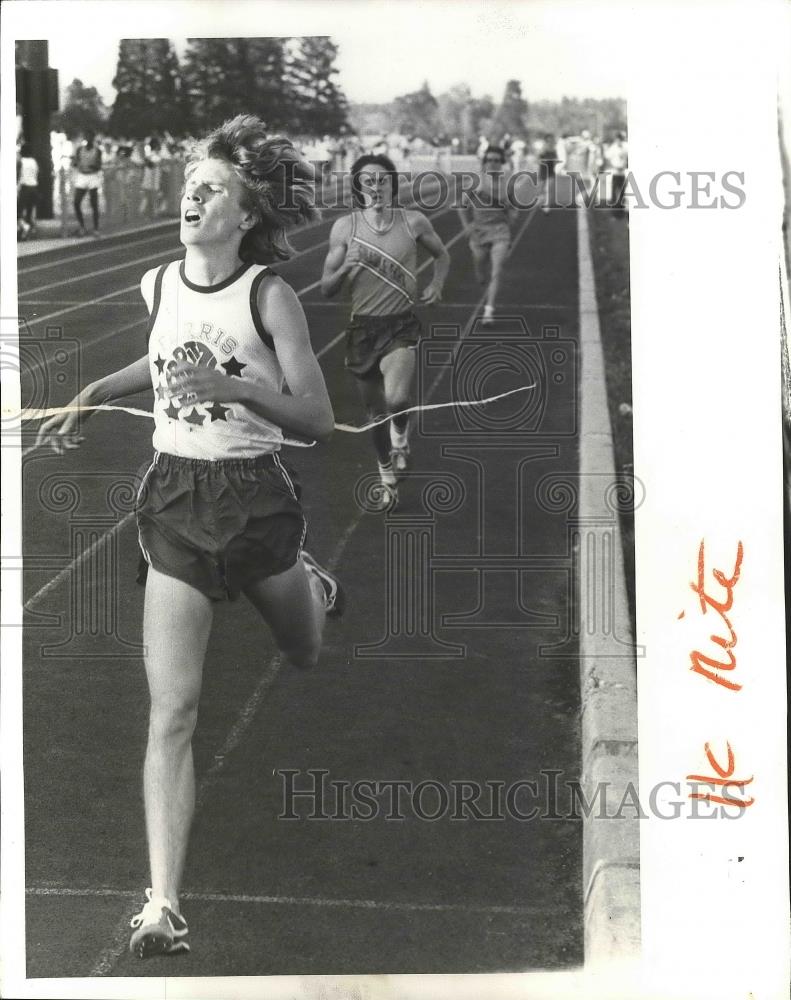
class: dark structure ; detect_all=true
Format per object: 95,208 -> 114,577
15,41 -> 59,219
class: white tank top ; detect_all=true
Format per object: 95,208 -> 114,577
142,260 -> 285,459
19,157 -> 39,186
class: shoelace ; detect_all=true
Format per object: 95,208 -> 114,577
130,887 -> 171,928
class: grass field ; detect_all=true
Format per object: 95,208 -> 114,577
587,206 -> 635,632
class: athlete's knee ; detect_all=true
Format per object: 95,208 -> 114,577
148,690 -> 200,742
385,390 -> 410,414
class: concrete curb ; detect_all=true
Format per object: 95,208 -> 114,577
576,204 -> 641,966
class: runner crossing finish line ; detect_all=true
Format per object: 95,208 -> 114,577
13,383 -> 536,446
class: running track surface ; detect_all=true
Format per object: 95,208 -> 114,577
19,179 -> 583,977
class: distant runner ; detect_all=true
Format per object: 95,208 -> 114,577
462,145 -> 518,323
321,154 -> 450,508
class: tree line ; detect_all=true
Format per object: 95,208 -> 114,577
54,37 -> 349,139
52,38 -> 625,149
350,81 -> 626,150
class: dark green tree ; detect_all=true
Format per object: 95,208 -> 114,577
286,36 -> 348,135
493,79 -> 528,139
437,83 -> 472,147
52,78 -> 108,138
181,38 -> 291,134
468,94 -> 496,144
109,39 -> 183,137
392,82 -> 440,142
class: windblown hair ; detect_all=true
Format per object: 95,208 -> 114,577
350,153 -> 399,208
187,114 -> 319,264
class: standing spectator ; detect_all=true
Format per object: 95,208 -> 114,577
401,135 -> 413,170
139,138 -> 163,219
510,136 -> 527,172
555,133 -> 568,176
72,130 -> 103,237
605,132 -> 629,216
17,142 -> 40,240
115,143 -> 138,224
539,133 -> 559,214
314,136 -> 332,179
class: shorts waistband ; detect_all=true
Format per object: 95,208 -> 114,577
350,310 -> 416,322
154,450 -> 281,471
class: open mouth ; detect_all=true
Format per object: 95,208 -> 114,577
183,208 -> 201,225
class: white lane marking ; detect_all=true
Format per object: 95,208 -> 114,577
22,247 -> 178,297
21,209 -> 529,608
87,509 -> 362,975
17,226 -> 178,275
44,207 -> 541,974
28,884 -> 543,918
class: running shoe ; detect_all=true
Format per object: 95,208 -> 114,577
70,227 -> 87,238
129,888 -> 189,958
369,481 -> 398,513
481,305 -> 495,326
377,460 -> 398,488
302,550 -> 345,618
390,444 -> 410,476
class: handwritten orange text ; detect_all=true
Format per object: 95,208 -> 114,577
687,740 -> 754,809
687,539 -> 744,691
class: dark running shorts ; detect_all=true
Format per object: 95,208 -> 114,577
135,451 -> 307,601
344,311 -> 421,379
468,223 -> 511,253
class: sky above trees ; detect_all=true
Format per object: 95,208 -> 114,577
47,3 -> 627,111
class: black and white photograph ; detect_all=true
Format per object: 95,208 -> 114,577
1,2 -> 788,998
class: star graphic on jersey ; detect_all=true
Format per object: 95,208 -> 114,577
207,401 -> 231,422
164,400 -> 180,420
155,385 -> 166,401
154,355 -> 166,374
182,407 -> 206,427
222,355 -> 247,377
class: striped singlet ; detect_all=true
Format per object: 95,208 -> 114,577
347,209 -> 418,316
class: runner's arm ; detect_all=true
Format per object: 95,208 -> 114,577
461,193 -> 476,231
411,212 -> 450,305
172,278 -> 335,442
321,216 -> 358,298
36,355 -> 151,454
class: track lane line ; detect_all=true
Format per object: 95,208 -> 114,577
21,209 -> 504,611
21,248 -> 181,297
19,197 -> 458,328
17,227 -> 179,276
86,512 -> 362,976
35,205 -> 538,976
27,884 -> 549,918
